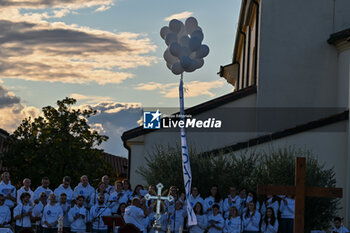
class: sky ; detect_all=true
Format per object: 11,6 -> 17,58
0,0 -> 241,157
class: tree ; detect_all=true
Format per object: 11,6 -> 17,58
2,98 -> 113,188
137,145 -> 340,231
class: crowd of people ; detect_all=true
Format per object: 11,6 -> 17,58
0,172 -> 347,233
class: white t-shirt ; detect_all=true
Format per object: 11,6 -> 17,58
333,226 -> 350,233
73,183 -> 95,208
189,195 -> 204,209
124,205 -> 146,232
261,219 -> 279,233
54,185 -> 73,204
280,198 -> 295,219
13,203 -> 32,227
0,204 -> 11,227
68,205 -> 87,232
204,196 -> 223,215
32,202 -> 45,226
189,214 -> 207,233
89,204 -> 112,230
42,203 -> 63,228
207,213 -> 225,233
0,182 -> 16,208
108,191 -> 128,213
223,195 -> 240,218
33,186 -> 52,201
17,187 -> 34,205
224,216 -> 241,233
243,211 -> 261,232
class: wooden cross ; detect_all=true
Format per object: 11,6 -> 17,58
145,183 -> 174,233
257,157 -> 343,233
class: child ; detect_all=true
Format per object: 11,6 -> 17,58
188,202 -> 207,233
207,204 -> 224,233
224,206 -> 241,233
261,207 -> 278,233
242,201 -> 260,233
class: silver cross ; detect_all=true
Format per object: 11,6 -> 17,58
145,183 -> 174,233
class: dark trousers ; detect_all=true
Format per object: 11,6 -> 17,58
15,226 -> 33,233
36,225 -> 43,233
42,228 -> 58,233
280,218 -> 294,233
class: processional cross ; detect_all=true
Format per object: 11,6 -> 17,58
258,157 -> 343,233
145,183 -> 174,233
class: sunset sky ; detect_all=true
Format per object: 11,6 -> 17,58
0,0 -> 241,156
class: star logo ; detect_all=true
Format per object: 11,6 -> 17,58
143,110 -> 161,129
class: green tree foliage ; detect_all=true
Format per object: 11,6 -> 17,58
137,146 -> 340,231
2,98 -> 113,188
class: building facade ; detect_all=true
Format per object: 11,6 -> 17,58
122,0 -> 350,226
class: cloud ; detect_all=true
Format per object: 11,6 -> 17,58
0,0 -> 115,10
0,0 -> 158,85
0,19 -> 158,85
0,85 -> 21,108
135,80 -> 226,98
95,5 -> 112,12
79,101 -> 142,156
70,93 -> 113,103
164,11 -> 193,21
0,84 -> 40,133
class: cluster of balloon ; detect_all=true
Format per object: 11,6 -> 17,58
160,17 -> 210,75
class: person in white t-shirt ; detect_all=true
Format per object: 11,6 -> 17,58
168,200 -> 187,233
89,193 -> 112,233
13,193 -> 32,233
33,177 -> 53,203
101,175 -> 113,195
54,176 -> 73,205
204,185 -> 223,215
124,197 -> 148,233
90,182 -> 109,207
223,187 -> 240,219
32,192 -> 48,233
17,178 -> 34,206
188,202 -> 207,233
59,193 -> 71,232
224,206 -> 241,233
73,175 -> 95,208
189,186 -> 204,210
68,195 -> 87,233
279,195 -> 294,233
261,207 -> 279,233
261,194 -> 279,219
108,181 -> 128,214
242,201 -> 261,233
0,194 -> 11,228
0,172 -> 16,209
333,217 -> 350,233
42,193 -> 63,233
207,204 -> 224,233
